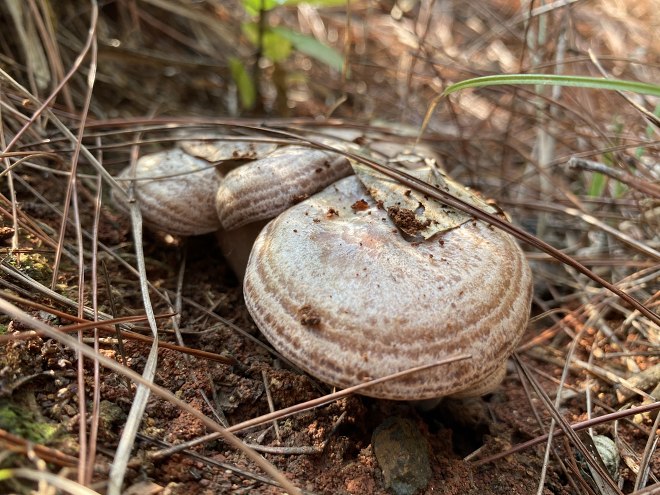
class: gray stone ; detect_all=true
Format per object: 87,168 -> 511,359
592,435 -> 619,478
372,417 -> 432,495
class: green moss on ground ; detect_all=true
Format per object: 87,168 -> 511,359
0,401 -> 59,444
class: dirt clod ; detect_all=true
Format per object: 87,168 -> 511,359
387,206 -> 431,236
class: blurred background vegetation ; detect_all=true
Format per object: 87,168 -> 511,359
0,1 -> 658,493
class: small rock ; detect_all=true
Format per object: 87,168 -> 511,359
577,433 -> 620,492
592,435 -> 619,478
372,417 -> 432,495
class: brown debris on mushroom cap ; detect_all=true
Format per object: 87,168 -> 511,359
115,149 -> 221,236
244,175 -> 533,400
215,146 -> 352,231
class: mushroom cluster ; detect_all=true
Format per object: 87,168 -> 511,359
116,137 -> 352,276
115,134 -> 533,400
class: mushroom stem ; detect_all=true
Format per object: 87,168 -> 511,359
216,221 -> 268,280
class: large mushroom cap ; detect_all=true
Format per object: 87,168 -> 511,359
244,175 -> 533,400
115,149 -> 221,236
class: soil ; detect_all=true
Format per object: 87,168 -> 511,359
386,206 -> 431,236
2,222 -> 656,494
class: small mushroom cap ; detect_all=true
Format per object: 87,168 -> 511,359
244,175 -> 533,400
215,146 -> 352,231
115,149 -> 221,236
178,134 -> 278,162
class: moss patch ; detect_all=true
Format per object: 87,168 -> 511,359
7,253 -> 52,285
0,401 -> 59,444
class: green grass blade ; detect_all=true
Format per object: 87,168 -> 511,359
442,74 -> 660,97
229,57 -> 256,110
588,171 -> 607,197
272,27 -> 344,73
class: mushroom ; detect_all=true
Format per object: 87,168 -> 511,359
215,145 -> 352,230
214,145 -> 351,277
115,141 -> 352,277
178,134 -> 278,164
114,148 -> 222,236
243,175 -> 533,400
114,137 -> 533,399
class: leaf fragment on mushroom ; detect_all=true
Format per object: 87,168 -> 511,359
350,160 -> 498,239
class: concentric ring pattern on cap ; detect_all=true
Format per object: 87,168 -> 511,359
244,175 -> 533,400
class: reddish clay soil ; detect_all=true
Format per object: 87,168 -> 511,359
5,223 -> 655,494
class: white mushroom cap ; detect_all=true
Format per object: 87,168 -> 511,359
115,149 -> 221,236
244,175 -> 533,400
215,146 -> 352,231
178,135 -> 278,162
